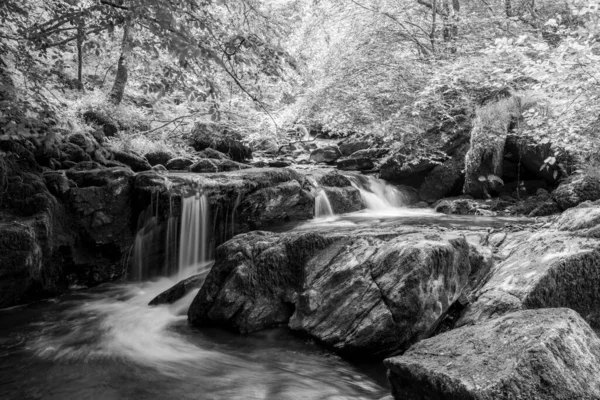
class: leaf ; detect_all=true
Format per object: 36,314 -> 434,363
487,174 -> 504,185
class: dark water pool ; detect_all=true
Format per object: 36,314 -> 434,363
0,280 -> 389,400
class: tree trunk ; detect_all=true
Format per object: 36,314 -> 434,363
76,17 -> 84,91
109,21 -> 132,105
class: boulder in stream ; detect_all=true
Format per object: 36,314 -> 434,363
385,308 -> 600,400
189,228 -> 491,358
149,273 -> 206,306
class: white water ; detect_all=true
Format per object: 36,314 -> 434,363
178,192 -> 210,279
314,189 -> 334,218
350,175 -> 410,210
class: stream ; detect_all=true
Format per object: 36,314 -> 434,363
0,174 -> 528,400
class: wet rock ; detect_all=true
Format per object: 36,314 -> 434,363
434,198 -> 495,216
112,150 -> 152,172
43,172 -> 73,199
189,159 -> 250,173
165,157 -> 195,171
188,122 -> 252,162
349,148 -> 389,160
336,157 -> 374,171
553,174 -> 600,210
70,161 -> 104,171
144,150 -> 172,167
189,228 -> 490,358
149,274 -> 206,306
237,180 -> 314,230
309,146 -> 343,164
385,308 -> 600,400
268,160 -> 291,168
459,230 -> 600,329
323,186 -> 363,214
189,231 -> 332,332
338,139 -> 370,157
317,171 -> 352,187
68,132 -> 97,153
418,157 -> 464,203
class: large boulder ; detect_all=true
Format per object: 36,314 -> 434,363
189,228 -> 491,358
419,156 -> 464,203
553,174 -> 600,210
144,150 -> 173,167
322,186 -> 363,214
310,146 -> 343,164
338,138 -> 370,157
112,150 -> 152,172
165,157 -> 195,171
336,157 -> 374,171
237,180 -> 314,230
187,122 -> 252,162
82,110 -> 118,137
459,228 -> 600,329
385,308 -> 600,400
379,153 -> 447,187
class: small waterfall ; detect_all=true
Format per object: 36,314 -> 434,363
178,192 -> 210,278
314,189 -> 334,218
349,175 -> 409,210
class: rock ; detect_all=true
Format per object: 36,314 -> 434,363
197,147 -> 231,160
189,159 -> 250,173
70,161 -> 104,171
322,186 -> 363,214
338,138 -> 370,156
149,274 -> 206,306
553,203 -> 600,238
189,228 -> 490,358
317,171 -> 352,187
144,150 -> 172,167
336,157 -> 374,171
419,157 -> 464,203
309,146 -> 343,164
61,160 -> 77,169
528,200 -> 561,217
349,148 -> 389,160
152,164 -> 167,173
237,180 -> 314,230
188,122 -> 252,162
189,231 -> 332,332
66,167 -> 134,188
434,198 -> 495,216
459,229 -> 600,329
189,159 -> 218,173
59,142 -> 90,163
553,174 -> 600,210
165,157 -> 195,171
82,110 -> 118,137
268,160 -> 291,168
68,132 -> 97,153
43,172 -> 73,199
385,308 -> 600,400
112,150 -> 152,172
380,154 -> 447,186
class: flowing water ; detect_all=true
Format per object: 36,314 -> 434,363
314,189 -> 334,218
0,173 -> 528,400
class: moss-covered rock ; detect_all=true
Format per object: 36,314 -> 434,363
187,122 -> 252,162
553,174 -> 600,210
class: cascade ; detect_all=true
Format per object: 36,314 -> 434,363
178,191 -> 210,278
314,189 -> 334,218
349,175 -> 409,210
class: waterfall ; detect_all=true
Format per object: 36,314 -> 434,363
314,189 -> 334,218
178,192 -> 210,278
349,175 -> 409,210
